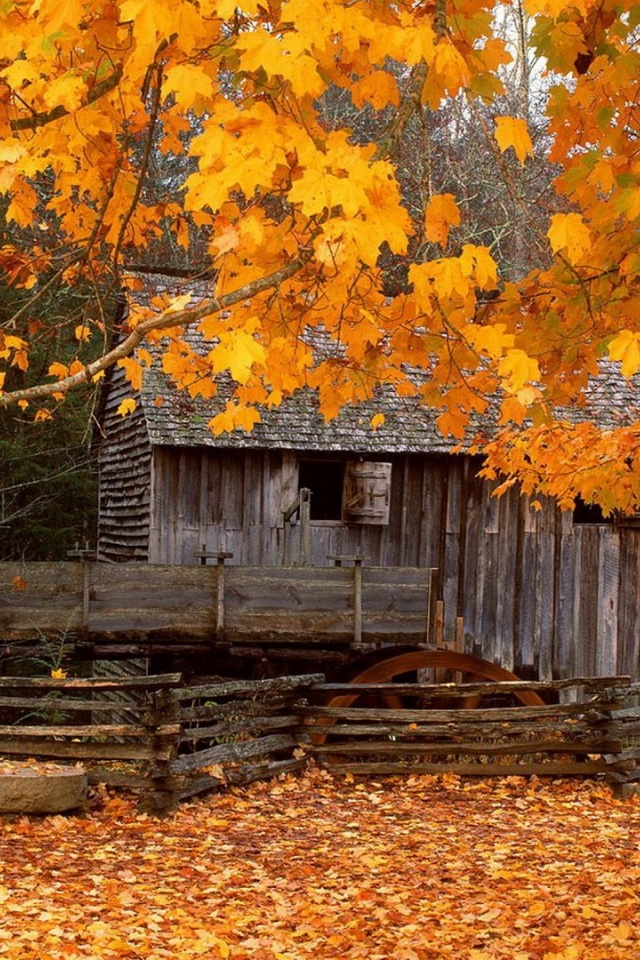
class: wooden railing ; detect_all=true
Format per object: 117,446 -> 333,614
0,560 -> 437,654
0,674 -> 638,811
301,677 -> 640,795
0,674 -> 182,794
0,673 -> 322,811
282,487 -> 311,565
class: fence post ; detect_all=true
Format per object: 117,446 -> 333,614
142,686 -> 182,814
601,682 -> 640,798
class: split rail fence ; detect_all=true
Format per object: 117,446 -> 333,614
0,674 -> 638,811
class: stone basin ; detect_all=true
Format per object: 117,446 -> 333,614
0,762 -> 87,814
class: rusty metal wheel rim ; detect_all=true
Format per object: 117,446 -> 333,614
327,651 -> 545,710
311,651 -> 544,747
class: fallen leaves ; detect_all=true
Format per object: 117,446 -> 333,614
0,770 -> 638,959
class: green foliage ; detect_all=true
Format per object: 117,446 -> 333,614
0,278 -> 107,560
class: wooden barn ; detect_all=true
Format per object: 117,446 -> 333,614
96,287 -> 640,682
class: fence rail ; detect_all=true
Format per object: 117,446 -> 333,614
302,677 -> 640,787
0,673 -> 638,809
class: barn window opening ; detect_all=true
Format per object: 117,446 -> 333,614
572,498 -> 613,524
299,460 -> 345,520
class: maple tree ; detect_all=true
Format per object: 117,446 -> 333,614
2,0 -> 640,509
0,770 -> 638,959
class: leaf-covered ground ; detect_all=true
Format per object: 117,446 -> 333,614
0,769 -> 639,960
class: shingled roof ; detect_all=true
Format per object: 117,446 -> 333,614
129,274 -> 640,453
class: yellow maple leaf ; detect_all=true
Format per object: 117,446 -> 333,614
498,349 -> 540,393
459,244 -> 498,290
437,409 -> 467,439
0,142 -> 25,164
3,334 -> 27,351
208,401 -> 261,435
10,348 -> 28,371
351,70 -> 399,110
424,40 -> 471,105
432,257 -> 470,298
117,398 -> 137,417
524,0 -> 573,14
211,330 -> 266,384
163,64 -> 214,102
494,116 -> 533,165
74,324 -> 91,342
370,412 -> 385,430
48,361 -> 69,379
424,193 -> 460,246
42,74 -> 87,113
118,357 -> 144,392
499,396 -> 528,426
466,323 -> 514,359
608,330 -> 640,377
547,213 -> 591,265
614,187 -> 640,222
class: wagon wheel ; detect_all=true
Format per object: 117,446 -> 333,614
333,650 -> 545,709
310,650 -> 544,745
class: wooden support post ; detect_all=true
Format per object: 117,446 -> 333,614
455,616 -> 464,653
216,554 -> 227,642
425,567 -> 437,645
300,494 -> 311,566
193,548 -> 234,643
354,557 -> 363,646
143,686 -> 182,815
435,600 -> 444,649
82,560 -> 91,639
328,555 -> 365,647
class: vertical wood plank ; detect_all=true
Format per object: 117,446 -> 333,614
460,459 -> 482,658
434,600 -> 444,647
494,487 -> 517,671
534,499 -> 556,681
474,479 -> 500,663
555,511 -> 577,678
516,497 -> 537,675
353,560 -> 363,645
618,529 -> 640,678
596,529 -> 619,676
443,459 -> 463,644
571,527 -> 584,676
574,527 -> 600,677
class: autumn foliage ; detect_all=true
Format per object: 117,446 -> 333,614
2,1 -> 640,508
0,770 -> 639,959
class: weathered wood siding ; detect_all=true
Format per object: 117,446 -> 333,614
142,447 -> 639,680
147,447 -> 455,567
97,367 -> 152,562
93,433 -> 640,679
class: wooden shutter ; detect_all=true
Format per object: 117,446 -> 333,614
343,461 -> 391,525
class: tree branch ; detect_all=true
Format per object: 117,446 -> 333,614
8,67 -> 123,132
0,255 -> 311,408
371,61 -> 429,162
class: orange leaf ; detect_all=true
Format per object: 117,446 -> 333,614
494,116 -> 533,164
